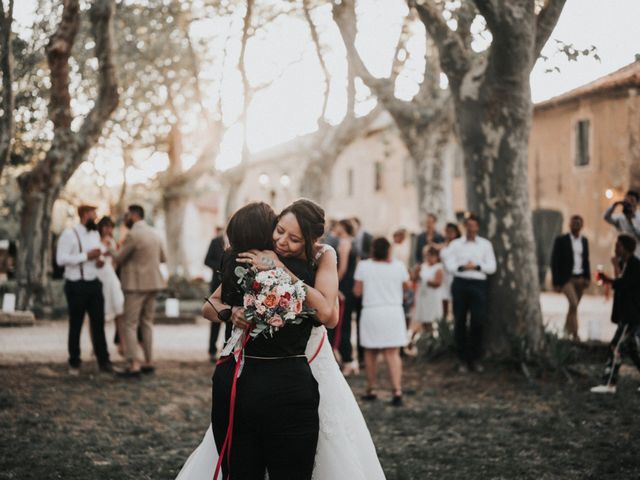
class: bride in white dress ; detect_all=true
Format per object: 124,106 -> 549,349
176,212 -> 386,480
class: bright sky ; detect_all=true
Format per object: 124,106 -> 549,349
13,0 -> 640,180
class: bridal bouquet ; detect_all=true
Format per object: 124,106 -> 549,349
234,265 -> 314,338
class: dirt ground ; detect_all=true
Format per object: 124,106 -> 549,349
1,356 -> 638,480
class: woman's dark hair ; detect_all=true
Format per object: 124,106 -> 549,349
445,222 -> 461,239
371,237 -> 391,261
97,216 -> 114,236
221,202 -> 277,306
617,234 -> 637,255
278,198 -> 325,263
226,202 -> 276,254
337,219 -> 355,237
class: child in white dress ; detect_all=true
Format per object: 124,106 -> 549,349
409,246 -> 444,350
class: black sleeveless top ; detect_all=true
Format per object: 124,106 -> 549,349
338,244 -> 357,294
221,253 -> 316,357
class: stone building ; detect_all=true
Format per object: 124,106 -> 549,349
528,60 -> 640,285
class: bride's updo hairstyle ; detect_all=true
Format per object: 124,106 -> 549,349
226,202 -> 277,253
278,199 -> 325,263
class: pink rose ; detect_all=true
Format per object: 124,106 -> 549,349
268,314 -> 284,328
279,297 -> 290,308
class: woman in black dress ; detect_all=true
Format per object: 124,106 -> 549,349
204,201 -> 338,480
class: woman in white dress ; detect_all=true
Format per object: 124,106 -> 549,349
411,246 -> 445,342
96,217 -> 125,352
353,237 -> 410,407
177,200 -> 385,480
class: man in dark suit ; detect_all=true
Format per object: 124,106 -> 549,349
415,213 -> 445,264
591,234 -> 640,394
204,227 -> 226,361
550,215 -> 591,341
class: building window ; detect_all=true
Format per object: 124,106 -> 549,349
403,156 -> 415,186
574,119 -> 590,167
374,161 -> 383,191
347,168 -> 354,197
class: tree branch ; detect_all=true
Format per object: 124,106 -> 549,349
45,0 -> 81,131
0,0 -> 15,176
471,0 -> 499,34
72,0 -> 119,172
390,12 -> 412,83
534,0 -> 567,59
332,0 -> 404,113
409,0 -> 470,85
303,0 -> 330,122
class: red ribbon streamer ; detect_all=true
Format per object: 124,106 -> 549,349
213,330 -> 252,480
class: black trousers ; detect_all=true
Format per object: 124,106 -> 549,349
64,279 -> 110,368
451,277 -> 488,365
208,323 -> 230,356
328,292 -> 358,363
212,357 -> 319,480
602,324 -> 640,385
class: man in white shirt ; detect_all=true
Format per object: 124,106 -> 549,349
604,190 -> 640,258
443,214 -> 496,373
56,205 -> 112,375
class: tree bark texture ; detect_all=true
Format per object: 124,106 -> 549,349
16,0 -> 119,311
0,0 -> 15,177
333,0 -> 457,222
412,0 -> 567,353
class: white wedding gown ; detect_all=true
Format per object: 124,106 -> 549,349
175,325 -> 386,480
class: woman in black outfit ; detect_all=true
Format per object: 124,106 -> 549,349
204,201 -> 339,480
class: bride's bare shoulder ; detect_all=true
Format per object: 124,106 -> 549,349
313,243 -> 337,265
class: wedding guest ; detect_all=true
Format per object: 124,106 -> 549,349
56,205 -> 113,375
96,216 -> 126,356
204,226 -> 226,362
415,213 -> 445,264
604,190 -> 640,257
440,222 -> 462,320
351,217 -> 372,260
444,214 -> 496,373
550,215 -> 591,341
328,219 -> 359,375
354,237 -> 409,406
113,205 -> 167,377
409,246 -> 445,351
392,228 -> 411,268
590,234 -> 640,394
351,217 -> 371,367
322,219 -> 340,250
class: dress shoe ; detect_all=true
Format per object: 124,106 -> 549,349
455,363 -> 468,374
391,395 -> 403,407
99,363 -> 114,373
114,366 -> 142,379
470,363 -> 484,373
590,384 -> 616,394
140,366 -> 155,375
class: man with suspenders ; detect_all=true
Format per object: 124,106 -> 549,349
56,205 -> 112,375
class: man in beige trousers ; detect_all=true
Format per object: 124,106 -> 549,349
113,204 -> 167,377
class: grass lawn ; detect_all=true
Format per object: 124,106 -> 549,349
1,355 -> 638,479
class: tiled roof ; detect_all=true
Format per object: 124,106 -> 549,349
535,60 -> 640,110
